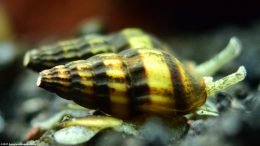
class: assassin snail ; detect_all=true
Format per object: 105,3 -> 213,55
36,46 -> 246,119
24,28 -> 170,72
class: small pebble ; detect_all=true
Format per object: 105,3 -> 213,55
75,18 -> 105,36
54,126 -> 98,145
0,42 -> 16,69
234,87 -> 249,100
0,112 -> 5,133
139,118 -> 172,146
21,97 -> 49,115
216,92 -> 232,113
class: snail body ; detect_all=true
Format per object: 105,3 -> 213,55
38,49 -> 207,118
24,28 -> 169,72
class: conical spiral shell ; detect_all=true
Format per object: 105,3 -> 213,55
37,49 -> 206,118
24,28 -> 170,72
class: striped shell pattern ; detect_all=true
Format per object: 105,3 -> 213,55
24,28 -> 170,72
37,49 -> 207,119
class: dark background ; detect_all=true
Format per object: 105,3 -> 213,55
2,0 -> 260,42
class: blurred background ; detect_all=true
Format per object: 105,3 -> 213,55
2,0 -> 260,41
0,0 -> 260,143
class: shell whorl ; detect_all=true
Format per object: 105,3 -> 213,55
37,49 -> 206,118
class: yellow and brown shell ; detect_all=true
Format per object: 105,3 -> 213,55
37,49 -> 207,119
24,28 -> 170,72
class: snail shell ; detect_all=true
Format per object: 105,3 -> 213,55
37,49 -> 206,118
24,28 -> 170,72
